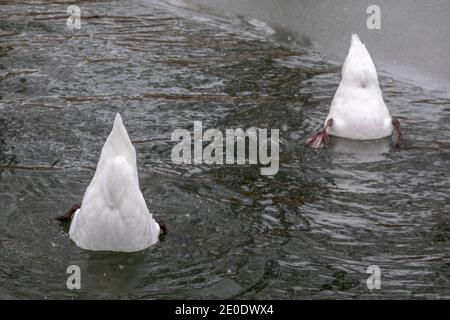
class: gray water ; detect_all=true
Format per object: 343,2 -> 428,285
187,0 -> 450,90
0,0 -> 449,299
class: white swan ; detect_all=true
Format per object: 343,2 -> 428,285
58,114 -> 165,252
306,34 -> 403,148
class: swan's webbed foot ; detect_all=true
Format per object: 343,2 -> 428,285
56,204 -> 80,221
392,118 -> 403,149
305,118 -> 333,149
155,217 -> 167,236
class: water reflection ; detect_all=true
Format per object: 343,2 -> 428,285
72,251 -> 149,298
331,137 -> 391,164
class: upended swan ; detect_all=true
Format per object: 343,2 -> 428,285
57,114 -> 166,252
306,34 -> 403,148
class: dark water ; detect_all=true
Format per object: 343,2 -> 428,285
0,0 -> 449,299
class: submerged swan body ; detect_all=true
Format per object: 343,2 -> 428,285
306,34 -> 403,148
67,114 -> 161,252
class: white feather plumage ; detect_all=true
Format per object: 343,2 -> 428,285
325,34 -> 393,140
69,114 -> 160,252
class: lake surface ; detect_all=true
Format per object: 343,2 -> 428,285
0,0 -> 449,299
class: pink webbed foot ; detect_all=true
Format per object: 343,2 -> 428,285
56,204 -> 80,221
305,119 -> 333,149
392,118 -> 403,149
305,128 -> 329,148
155,217 -> 168,236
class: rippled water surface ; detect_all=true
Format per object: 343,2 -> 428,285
0,0 -> 449,299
